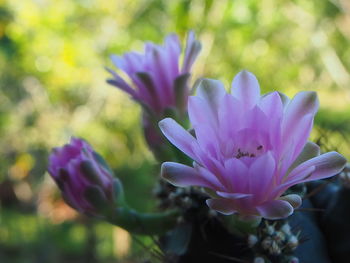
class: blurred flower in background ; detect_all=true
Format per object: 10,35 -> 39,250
107,31 -> 201,116
106,31 -> 201,159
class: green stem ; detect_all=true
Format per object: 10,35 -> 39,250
107,207 -> 180,235
222,214 -> 261,237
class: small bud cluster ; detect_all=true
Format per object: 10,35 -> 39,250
153,180 -> 211,222
249,220 -> 300,263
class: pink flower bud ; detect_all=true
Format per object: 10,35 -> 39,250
48,137 -> 117,216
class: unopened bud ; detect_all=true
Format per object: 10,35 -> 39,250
287,235 -> 299,250
48,137 -> 118,216
247,234 -> 258,248
280,223 -> 291,235
265,225 -> 275,235
262,237 -> 272,250
269,241 -> 281,255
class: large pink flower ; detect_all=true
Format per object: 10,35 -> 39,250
159,71 -> 346,219
106,31 -> 201,115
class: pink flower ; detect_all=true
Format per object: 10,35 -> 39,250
48,137 -> 116,215
159,71 -> 346,219
106,31 -> 201,116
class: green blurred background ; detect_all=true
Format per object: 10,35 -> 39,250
1,0 -> 350,262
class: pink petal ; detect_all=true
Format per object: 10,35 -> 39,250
258,92 -> 283,150
194,163 -> 226,191
243,106 -> 270,134
182,31 -> 201,73
146,48 -> 173,105
206,198 -> 237,215
277,91 -> 290,107
218,94 -> 243,140
197,78 -> 226,107
279,194 -> 302,209
231,70 -> 260,109
159,118 -> 199,162
224,158 -> 249,192
189,78 -> 226,126
272,166 -> 316,196
249,152 -> 276,200
256,199 -> 293,219
135,72 -> 162,112
282,91 -> 318,142
259,92 -> 283,118
188,96 -> 219,129
287,151 -> 346,183
164,34 -> 181,77
290,114 -> 313,155
192,123 -> 220,160
105,67 -> 139,99
161,162 -> 222,188
287,141 -> 320,174
216,192 -> 252,199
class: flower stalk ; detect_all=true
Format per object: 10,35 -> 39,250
107,207 -> 180,235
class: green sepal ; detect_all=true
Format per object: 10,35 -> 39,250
84,185 -> 108,213
92,151 -> 113,174
221,213 -> 261,237
80,160 -> 102,185
112,178 -> 126,206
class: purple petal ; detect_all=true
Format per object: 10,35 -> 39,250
259,92 -> 283,118
287,141 -> 320,174
164,34 -> 181,78
188,96 -> 219,129
206,198 -> 237,215
282,91 -> 318,142
182,31 -> 201,73
287,114 -> 314,162
161,162 -> 222,188
249,152 -> 276,200
287,151 -> 346,183
111,53 -> 143,76
145,48 -> 173,106
231,70 -> 260,109
192,122 -> 220,160
105,67 -> 138,99
135,72 -> 162,113
256,199 -> 293,219
190,78 -> 226,125
159,118 -> 199,161
197,78 -> 226,107
223,158 -> 249,192
277,91 -> 290,107
258,92 -> 283,146
279,194 -> 302,209
216,192 -> 252,199
272,166 -> 316,197
218,94 -> 244,142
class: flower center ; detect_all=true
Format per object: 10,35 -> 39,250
235,145 -> 264,159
